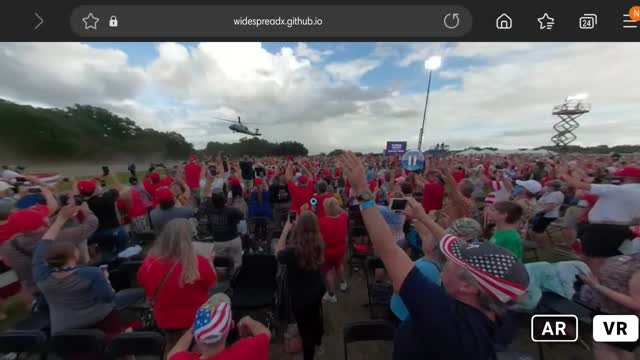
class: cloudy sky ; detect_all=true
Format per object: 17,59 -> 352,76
0,42 -> 638,154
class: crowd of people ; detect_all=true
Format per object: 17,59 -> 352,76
0,149 -> 639,360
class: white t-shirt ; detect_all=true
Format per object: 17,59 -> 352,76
199,177 -> 226,197
588,184 -> 640,224
537,191 -> 564,218
1,169 -> 21,181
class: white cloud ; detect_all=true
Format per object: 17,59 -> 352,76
325,58 -> 381,82
0,42 -> 639,154
293,43 -> 334,62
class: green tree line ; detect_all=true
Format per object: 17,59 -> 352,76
0,99 -> 310,161
0,99 -> 194,161
202,137 -> 308,158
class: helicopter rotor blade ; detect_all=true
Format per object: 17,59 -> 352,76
212,116 -> 237,123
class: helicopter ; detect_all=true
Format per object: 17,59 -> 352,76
213,116 -> 262,136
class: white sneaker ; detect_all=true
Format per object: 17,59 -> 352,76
322,292 -> 338,303
339,281 -> 349,292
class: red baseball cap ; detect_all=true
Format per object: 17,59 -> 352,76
229,177 -> 241,187
8,205 -> 49,234
368,180 -> 377,192
155,187 -> 175,202
297,176 -> 308,184
613,167 -> 640,178
150,172 -> 161,181
254,178 -> 263,186
77,179 -> 97,195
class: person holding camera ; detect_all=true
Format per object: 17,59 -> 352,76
79,171 -> 129,257
1,198 -> 98,311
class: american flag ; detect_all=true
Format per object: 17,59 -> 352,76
440,234 -> 527,303
193,302 -> 232,344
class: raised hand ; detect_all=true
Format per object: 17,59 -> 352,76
338,151 -> 368,195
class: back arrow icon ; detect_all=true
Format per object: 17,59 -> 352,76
444,13 -> 460,29
34,13 -> 44,30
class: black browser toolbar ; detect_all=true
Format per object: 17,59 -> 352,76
1,0 -> 639,41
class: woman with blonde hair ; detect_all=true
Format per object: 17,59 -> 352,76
137,218 -> 217,351
318,197 -> 349,303
275,211 -> 325,360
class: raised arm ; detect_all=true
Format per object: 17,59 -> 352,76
339,151 -> 413,293
406,197 -> 447,241
275,219 -> 293,255
440,167 -> 467,210
32,205 -> 79,282
561,174 -> 592,191
285,161 -> 293,182
40,186 -> 59,215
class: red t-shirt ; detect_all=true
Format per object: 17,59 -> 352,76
540,176 -> 554,187
452,171 -> 465,184
421,181 -> 445,212
184,162 -> 202,190
143,176 -> 173,201
137,255 -> 217,330
288,180 -> 314,214
318,213 -> 348,261
116,188 -> 148,221
169,334 -> 270,360
314,192 -> 334,218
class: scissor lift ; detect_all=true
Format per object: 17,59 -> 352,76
551,100 -> 591,147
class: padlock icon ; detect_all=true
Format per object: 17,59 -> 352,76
109,16 -> 118,28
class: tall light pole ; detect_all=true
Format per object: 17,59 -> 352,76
418,55 -> 442,151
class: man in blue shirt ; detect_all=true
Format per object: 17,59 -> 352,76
339,151 -> 529,360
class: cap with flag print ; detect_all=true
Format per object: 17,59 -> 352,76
193,293 -> 233,345
440,234 -> 529,303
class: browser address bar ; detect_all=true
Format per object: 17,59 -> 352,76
70,5 -> 472,38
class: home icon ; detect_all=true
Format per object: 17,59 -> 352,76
496,13 -> 513,30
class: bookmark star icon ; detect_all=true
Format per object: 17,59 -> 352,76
537,13 -> 555,30
82,13 -> 100,30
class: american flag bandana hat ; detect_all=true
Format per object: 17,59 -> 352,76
193,301 -> 232,345
440,234 -> 529,303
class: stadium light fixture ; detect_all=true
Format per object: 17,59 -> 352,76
424,55 -> 442,71
418,55 -> 442,151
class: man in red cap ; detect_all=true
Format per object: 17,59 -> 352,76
149,186 -> 194,233
1,202 -> 98,309
184,155 -> 202,193
143,171 -> 173,202
562,166 -> 640,273
285,161 -> 314,214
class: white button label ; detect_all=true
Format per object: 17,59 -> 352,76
593,315 -> 639,342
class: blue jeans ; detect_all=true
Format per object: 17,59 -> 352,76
90,226 -> 130,254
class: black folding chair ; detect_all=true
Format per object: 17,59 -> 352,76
343,320 -> 395,360
364,256 -> 393,319
248,217 -> 271,250
231,253 -> 279,330
51,329 -> 106,359
107,331 -> 165,359
211,255 -> 235,294
0,330 -> 47,360
533,291 -> 595,360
